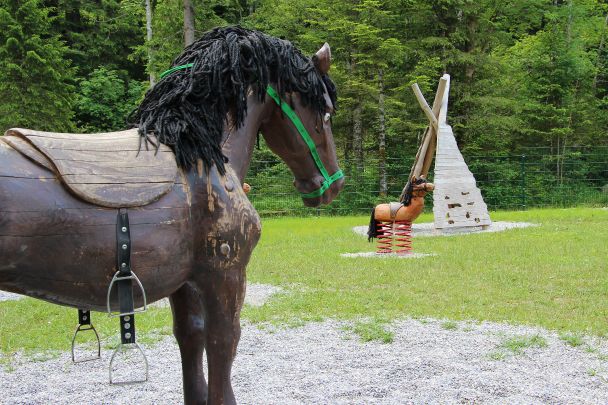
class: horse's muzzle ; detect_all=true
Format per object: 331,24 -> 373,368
296,174 -> 344,207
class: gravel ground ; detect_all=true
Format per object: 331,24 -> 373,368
0,291 -> 23,302
353,221 -> 538,238
148,283 -> 282,309
340,252 -> 436,259
2,318 -> 608,404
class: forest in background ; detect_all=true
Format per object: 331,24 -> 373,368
1,0 -> 607,209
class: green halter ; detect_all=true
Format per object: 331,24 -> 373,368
159,64 -> 344,199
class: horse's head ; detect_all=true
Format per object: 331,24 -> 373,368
260,44 -> 344,207
132,27 -> 344,207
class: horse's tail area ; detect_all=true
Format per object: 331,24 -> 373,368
367,207 -> 380,242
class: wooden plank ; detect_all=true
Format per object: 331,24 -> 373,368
23,132 -> 173,153
46,148 -> 173,163
412,127 -> 435,178
32,137 -> 146,152
0,206 -> 189,236
6,128 -> 139,140
53,158 -> 177,176
62,175 -> 175,184
0,220 -> 191,311
421,76 -> 448,177
432,77 -> 448,117
1,136 -> 55,171
0,176 -> 188,211
438,74 -> 451,125
6,129 -> 181,207
411,83 -> 438,129
69,182 -> 175,207
421,130 -> 436,178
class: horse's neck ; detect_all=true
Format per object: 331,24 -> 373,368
221,98 -> 266,183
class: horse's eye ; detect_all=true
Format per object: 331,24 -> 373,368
323,112 -> 331,123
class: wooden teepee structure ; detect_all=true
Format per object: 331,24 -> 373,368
409,74 -> 491,230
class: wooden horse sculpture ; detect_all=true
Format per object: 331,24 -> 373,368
0,27 -> 343,405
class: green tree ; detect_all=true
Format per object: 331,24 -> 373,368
0,0 -> 74,131
44,0 -> 146,80
74,67 -> 145,132
147,0 -> 251,77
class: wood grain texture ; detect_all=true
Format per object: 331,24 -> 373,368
0,136 -> 54,171
410,76 -> 449,180
4,128 -> 178,207
0,144 -> 192,310
420,74 -> 491,229
433,123 -> 491,229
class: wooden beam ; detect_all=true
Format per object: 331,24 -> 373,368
420,75 -> 449,177
438,74 -> 451,125
412,127 -> 434,178
421,130 -> 436,178
411,83 -> 438,130
432,75 -> 448,116
399,76 -> 449,202
414,76 -> 448,178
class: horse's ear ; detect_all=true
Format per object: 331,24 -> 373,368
313,43 -> 331,75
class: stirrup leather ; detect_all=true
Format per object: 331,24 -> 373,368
107,208 -> 149,384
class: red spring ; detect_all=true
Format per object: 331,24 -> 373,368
376,221 -> 393,254
394,220 -> 413,254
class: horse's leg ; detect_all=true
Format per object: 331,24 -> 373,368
170,283 -> 208,405
198,265 -> 246,405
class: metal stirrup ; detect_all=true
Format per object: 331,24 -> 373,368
71,309 -> 101,363
109,342 -> 149,385
109,313 -> 149,385
106,270 -> 147,317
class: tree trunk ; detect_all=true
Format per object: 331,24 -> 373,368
344,55 -> 356,180
145,0 -> 154,86
593,13 -> 608,91
377,69 -> 387,197
344,136 -> 353,179
353,104 -> 363,180
183,0 -> 195,47
556,135 -> 561,182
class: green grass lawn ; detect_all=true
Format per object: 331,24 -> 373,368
1,207 -> 607,357
242,207 -> 608,334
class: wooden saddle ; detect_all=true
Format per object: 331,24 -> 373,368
2,128 -> 178,208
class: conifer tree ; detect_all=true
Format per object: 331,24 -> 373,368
0,0 -> 74,131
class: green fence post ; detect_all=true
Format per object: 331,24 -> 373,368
520,154 -> 526,210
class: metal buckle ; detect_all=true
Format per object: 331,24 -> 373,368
108,342 -> 149,385
71,323 -> 101,363
106,271 -> 147,317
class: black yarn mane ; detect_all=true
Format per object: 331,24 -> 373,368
131,26 -> 338,174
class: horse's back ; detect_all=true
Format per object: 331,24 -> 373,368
0,141 -> 193,310
4,128 -> 178,208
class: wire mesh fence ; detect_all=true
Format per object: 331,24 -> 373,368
245,147 -> 608,217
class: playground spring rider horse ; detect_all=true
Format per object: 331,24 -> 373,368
367,180 -> 434,254
367,80 -> 445,254
0,27 -> 343,404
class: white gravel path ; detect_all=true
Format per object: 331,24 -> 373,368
0,291 -> 24,302
2,318 -> 608,404
148,283 -> 282,309
340,252 -> 436,259
353,221 -> 538,238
